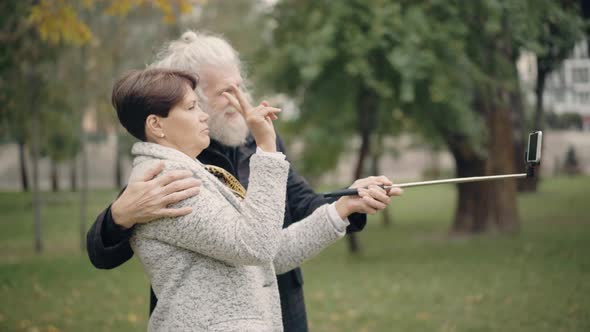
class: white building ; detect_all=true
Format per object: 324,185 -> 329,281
518,41 -> 590,131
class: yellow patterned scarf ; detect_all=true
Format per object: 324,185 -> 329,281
204,165 -> 246,199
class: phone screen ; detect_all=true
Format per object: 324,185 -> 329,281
528,133 -> 538,161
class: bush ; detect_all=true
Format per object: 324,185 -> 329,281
546,111 -> 583,130
562,145 -> 581,175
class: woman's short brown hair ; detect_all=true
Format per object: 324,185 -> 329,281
112,68 -> 198,141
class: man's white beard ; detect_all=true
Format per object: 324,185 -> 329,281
207,107 -> 250,147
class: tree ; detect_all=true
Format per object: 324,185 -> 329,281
1,0 -> 198,252
527,0 -> 585,191
262,0 -> 585,240
262,1 -> 429,251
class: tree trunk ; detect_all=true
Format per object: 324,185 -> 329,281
348,85 -> 379,254
70,157 -> 78,191
447,12 -> 520,234
50,159 -> 59,192
509,69 -> 532,192
528,68 -> 547,191
447,92 -> 520,234
29,69 -> 43,253
80,131 -> 88,251
371,139 -> 391,227
17,140 -> 29,192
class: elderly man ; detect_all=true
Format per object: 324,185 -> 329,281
86,31 -> 401,331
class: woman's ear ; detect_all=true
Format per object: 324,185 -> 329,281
145,114 -> 165,140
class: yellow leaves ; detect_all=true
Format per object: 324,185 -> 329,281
104,0 -> 196,24
104,0 -> 141,17
28,0 -> 198,46
81,0 -> 95,9
29,0 -> 93,46
179,0 -> 195,14
28,0 -> 93,46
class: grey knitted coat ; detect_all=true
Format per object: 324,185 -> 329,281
129,142 -> 346,331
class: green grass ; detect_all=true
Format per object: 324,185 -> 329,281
1,177 -> 589,332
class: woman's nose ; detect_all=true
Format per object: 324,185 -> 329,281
200,111 -> 209,122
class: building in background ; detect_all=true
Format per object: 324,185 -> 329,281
519,41 -> 590,131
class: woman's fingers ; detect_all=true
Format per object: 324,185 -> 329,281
375,175 -> 393,186
367,185 -> 390,204
388,187 -> 404,196
357,187 -> 388,212
362,195 -> 387,211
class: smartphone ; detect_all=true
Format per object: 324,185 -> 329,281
526,131 -> 543,163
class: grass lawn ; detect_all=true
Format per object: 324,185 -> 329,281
0,177 -> 589,331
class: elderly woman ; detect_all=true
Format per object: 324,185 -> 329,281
112,67 -> 387,331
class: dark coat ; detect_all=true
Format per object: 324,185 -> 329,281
86,135 -> 366,332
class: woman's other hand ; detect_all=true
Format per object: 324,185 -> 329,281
223,84 -> 281,152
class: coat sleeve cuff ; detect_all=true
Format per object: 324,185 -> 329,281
327,203 -> 350,234
102,206 -> 134,247
345,212 -> 367,233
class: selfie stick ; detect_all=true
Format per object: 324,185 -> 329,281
322,132 -> 542,198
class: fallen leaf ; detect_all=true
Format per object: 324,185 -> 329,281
127,313 -> 138,324
33,282 -> 48,297
47,325 -> 61,332
345,309 -> 357,317
19,320 -> 32,328
464,294 -> 483,304
416,312 -> 431,320
329,313 -> 341,322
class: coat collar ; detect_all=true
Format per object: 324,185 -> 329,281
132,142 -> 243,210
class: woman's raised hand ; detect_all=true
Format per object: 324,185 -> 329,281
223,85 -> 281,152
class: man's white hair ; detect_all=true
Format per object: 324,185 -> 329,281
151,30 -> 243,90
150,30 -> 252,147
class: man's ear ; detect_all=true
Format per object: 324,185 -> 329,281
145,114 -> 165,140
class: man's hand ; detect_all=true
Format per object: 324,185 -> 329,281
111,161 -> 202,229
334,176 -> 403,219
222,84 -> 281,152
